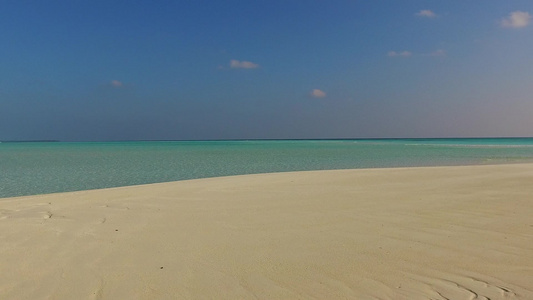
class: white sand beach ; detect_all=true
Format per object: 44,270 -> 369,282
1,164 -> 533,299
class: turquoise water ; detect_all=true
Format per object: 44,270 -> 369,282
1,138 -> 533,198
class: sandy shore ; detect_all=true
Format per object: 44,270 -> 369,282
1,164 -> 533,299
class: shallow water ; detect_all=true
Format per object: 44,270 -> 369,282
1,138 -> 533,198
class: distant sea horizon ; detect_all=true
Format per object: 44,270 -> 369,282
2,138 -> 533,199
2,136 -> 533,143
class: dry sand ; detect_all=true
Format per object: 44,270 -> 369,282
1,163 -> 533,299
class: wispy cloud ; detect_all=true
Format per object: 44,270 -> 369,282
428,49 -> 446,57
230,59 -> 259,69
110,80 -> 123,88
310,89 -> 326,98
387,51 -> 412,57
416,10 -> 437,18
501,11 -> 531,28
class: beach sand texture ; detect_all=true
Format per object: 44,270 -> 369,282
1,164 -> 532,299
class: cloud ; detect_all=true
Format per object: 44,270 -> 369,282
230,59 -> 259,69
428,49 -> 446,57
416,9 -> 437,18
310,89 -> 326,98
501,11 -> 531,28
110,80 -> 123,88
387,51 -> 412,57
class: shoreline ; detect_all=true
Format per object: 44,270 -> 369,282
2,163 -> 533,299
3,160 -> 533,200
3,137 -> 533,199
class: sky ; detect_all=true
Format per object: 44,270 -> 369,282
1,1 -> 532,141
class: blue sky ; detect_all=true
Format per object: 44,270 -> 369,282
1,1 -> 532,141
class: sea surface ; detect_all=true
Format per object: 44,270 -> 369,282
1,138 -> 533,198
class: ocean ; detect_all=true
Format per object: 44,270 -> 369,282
1,138 -> 533,198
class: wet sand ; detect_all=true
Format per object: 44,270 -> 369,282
1,164 -> 532,299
